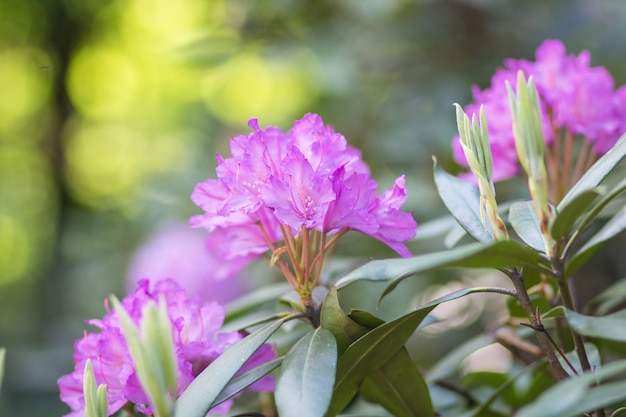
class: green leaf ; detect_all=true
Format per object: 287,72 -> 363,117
550,189 -> 604,240
558,133 -> 626,210
566,206 -> 626,275
413,215 -> 460,240
335,240 -> 545,302
327,289 -> 488,416
508,201 -> 545,251
361,347 -> 434,417
564,178 -> 626,250
276,328 -> 338,417
433,159 -> 493,242
516,359 -> 626,417
224,282 -> 292,323
212,357 -> 282,408
543,306 -> 626,342
320,288 -> 369,354
175,317 -> 287,417
326,307 -> 436,416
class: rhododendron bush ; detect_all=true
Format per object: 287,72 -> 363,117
52,40 -> 626,417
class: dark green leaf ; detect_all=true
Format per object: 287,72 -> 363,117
516,360 -> 626,417
212,358 -> 282,407
327,288 -> 501,416
508,201 -> 545,251
361,348 -> 434,417
566,207 -> 626,275
276,328 -> 338,417
558,133 -> 626,210
174,318 -> 286,417
347,310 -> 386,329
543,306 -> 626,342
564,178 -> 626,249
326,306 -> 436,416
321,288 -> 369,354
335,241 -> 546,294
550,189 -> 604,240
433,159 -> 493,242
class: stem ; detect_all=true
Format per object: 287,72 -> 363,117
555,277 -> 591,371
504,268 -> 570,379
552,260 -> 606,417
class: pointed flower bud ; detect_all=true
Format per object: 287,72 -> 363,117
507,71 -> 556,255
454,104 -> 509,240
83,359 -> 109,417
112,295 -> 178,417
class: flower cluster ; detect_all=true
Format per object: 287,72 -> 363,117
191,113 -> 416,258
58,279 -> 276,417
190,113 -> 417,305
453,39 -> 626,191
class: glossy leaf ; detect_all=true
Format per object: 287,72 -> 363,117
550,189 -> 603,240
543,306 -> 626,342
212,357 -> 282,408
433,159 -> 493,242
174,317 -> 286,417
320,288 -> 369,354
558,132 -> 626,210
326,306 -> 436,416
516,360 -> 626,417
336,240 -> 545,293
508,201 -> 545,251
361,347 -> 434,417
565,177 -> 626,244
276,328 -> 338,417
566,206 -> 626,275
327,287 -> 496,416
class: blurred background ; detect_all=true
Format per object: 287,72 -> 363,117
1,0 -> 626,415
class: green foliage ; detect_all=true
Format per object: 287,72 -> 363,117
516,360 -> 626,417
276,328 -> 338,417
335,240 -> 543,301
508,201 -> 545,251
433,159 -> 493,242
175,317 -> 288,417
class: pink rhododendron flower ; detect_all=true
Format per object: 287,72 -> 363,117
58,279 -> 276,417
190,113 -> 417,259
453,39 -> 626,183
127,222 -> 250,304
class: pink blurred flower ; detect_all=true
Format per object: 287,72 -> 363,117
58,279 -> 276,417
453,39 -> 626,182
127,223 -> 252,304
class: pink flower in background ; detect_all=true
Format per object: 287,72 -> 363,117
58,279 -> 276,417
127,223 -> 252,304
190,113 -> 417,258
453,39 -> 626,182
